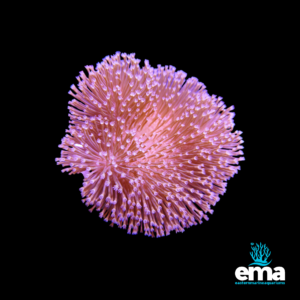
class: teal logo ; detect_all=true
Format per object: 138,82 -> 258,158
249,243 -> 272,266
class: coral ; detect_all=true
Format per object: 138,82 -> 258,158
56,52 -> 244,237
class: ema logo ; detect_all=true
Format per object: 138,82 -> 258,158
235,243 -> 285,285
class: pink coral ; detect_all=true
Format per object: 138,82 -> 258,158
56,51 -> 244,237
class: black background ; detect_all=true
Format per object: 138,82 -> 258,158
35,18 -> 292,293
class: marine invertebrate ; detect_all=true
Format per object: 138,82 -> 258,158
56,52 -> 244,237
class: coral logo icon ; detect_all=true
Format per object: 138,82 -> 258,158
235,243 -> 285,285
249,242 -> 272,266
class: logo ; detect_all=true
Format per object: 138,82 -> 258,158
235,243 -> 285,285
249,242 -> 272,266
